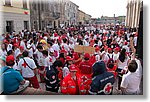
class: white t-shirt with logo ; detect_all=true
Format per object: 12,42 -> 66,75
18,57 -> 37,78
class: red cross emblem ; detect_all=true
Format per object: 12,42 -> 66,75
22,62 -> 27,68
49,58 -> 52,62
103,83 -> 112,94
81,75 -> 88,82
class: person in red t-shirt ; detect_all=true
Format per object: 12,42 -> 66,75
78,53 -> 93,94
72,52 -> 82,67
79,53 -> 93,75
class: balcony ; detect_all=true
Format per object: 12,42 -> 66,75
41,12 -> 60,20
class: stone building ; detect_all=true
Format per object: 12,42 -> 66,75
30,0 -> 79,30
91,16 -> 125,26
64,0 -> 79,26
0,0 -> 30,33
30,0 -> 61,30
77,9 -> 91,25
125,0 -> 143,28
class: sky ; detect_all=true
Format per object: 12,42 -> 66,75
70,0 -> 127,18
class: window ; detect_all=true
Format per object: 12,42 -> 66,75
24,21 -> 29,30
41,3 -> 44,11
34,21 -> 38,30
6,21 -> 13,32
5,0 -> 11,6
33,3 -> 36,10
23,0 -> 27,9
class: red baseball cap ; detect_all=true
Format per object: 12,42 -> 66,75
84,53 -> 90,59
13,43 -> 19,47
114,47 -> 120,51
124,42 -> 128,45
3,39 -> 9,44
19,46 -> 24,50
70,64 -> 78,72
95,46 -> 100,51
6,55 -> 15,64
66,56 -> 73,61
108,48 -> 112,52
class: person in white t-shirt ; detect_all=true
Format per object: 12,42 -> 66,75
101,46 -> 108,62
103,48 -> 113,64
47,41 -> 56,63
116,48 -> 130,90
18,51 -> 39,89
94,46 -> 101,62
7,43 -> 13,52
83,38 -> 89,46
26,44 -> 33,59
13,43 -> 20,61
20,38 -> 27,50
42,50 -> 53,67
120,60 -> 141,94
52,41 -> 60,59
61,39 -> 70,52
122,42 -> 130,54
113,47 -> 120,62
33,45 -> 45,83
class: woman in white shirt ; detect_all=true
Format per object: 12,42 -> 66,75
116,48 -> 130,90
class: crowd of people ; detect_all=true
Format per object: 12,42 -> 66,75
0,25 -> 143,95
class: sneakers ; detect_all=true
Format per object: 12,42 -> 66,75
11,80 -> 30,94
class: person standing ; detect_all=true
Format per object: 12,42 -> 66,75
45,60 -> 63,93
116,48 -> 130,90
18,51 -> 39,89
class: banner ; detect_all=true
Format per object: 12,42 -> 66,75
74,45 -> 95,54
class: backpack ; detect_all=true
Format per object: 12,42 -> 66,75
45,66 -> 59,89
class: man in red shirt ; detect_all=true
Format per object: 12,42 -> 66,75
79,53 -> 93,75
61,64 -> 81,95
78,53 -> 93,94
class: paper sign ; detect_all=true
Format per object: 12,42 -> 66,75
74,45 -> 95,54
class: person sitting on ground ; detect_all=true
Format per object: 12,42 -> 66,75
0,55 -> 29,94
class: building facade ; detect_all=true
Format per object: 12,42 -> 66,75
0,0 -> 30,33
84,13 -> 92,24
30,0 -> 61,30
125,0 -> 143,28
30,0 -> 79,30
91,16 -> 125,26
64,0 -> 79,26
77,9 -> 91,25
